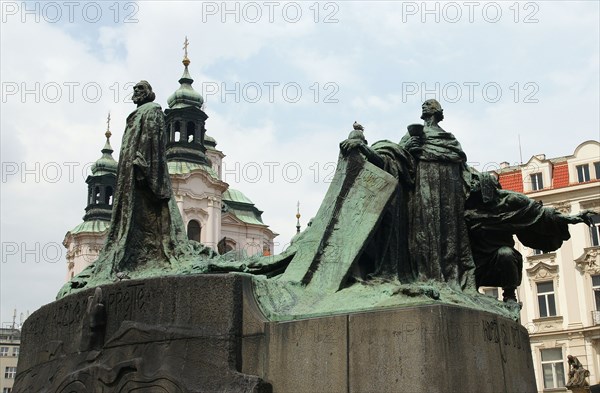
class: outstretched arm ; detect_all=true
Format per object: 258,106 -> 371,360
339,139 -> 385,169
559,210 -> 597,226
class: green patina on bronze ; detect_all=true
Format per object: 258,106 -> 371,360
58,92 -> 595,322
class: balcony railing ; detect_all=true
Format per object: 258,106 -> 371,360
592,310 -> 600,325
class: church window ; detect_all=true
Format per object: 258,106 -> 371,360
94,186 -> 101,204
263,244 -> 271,256
105,186 -> 113,205
218,237 -> 236,254
174,121 -> 181,142
187,121 -> 195,143
187,220 -> 201,242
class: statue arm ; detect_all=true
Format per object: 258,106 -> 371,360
339,139 -> 384,169
557,209 -> 597,226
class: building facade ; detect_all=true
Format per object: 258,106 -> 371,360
63,52 -> 277,280
0,328 -> 20,393
494,140 -> 600,392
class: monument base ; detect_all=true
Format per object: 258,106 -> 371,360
14,274 -> 536,393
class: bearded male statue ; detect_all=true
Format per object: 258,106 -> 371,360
58,81 -> 214,297
102,80 -> 190,273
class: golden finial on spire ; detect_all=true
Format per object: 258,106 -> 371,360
296,201 -> 301,233
182,36 -> 190,66
105,111 -> 112,140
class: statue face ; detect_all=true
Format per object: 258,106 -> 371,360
132,83 -> 150,104
421,99 -> 441,117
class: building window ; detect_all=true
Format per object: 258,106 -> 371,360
218,237 -> 236,254
187,121 -> 196,143
3,388 -> 12,393
540,348 -> 565,389
0,347 -> 8,356
105,186 -> 113,205
592,275 -> 600,310
530,173 -> 544,191
483,288 -> 499,299
577,164 -> 591,182
94,186 -> 101,204
187,220 -> 201,242
263,244 -> 271,256
537,281 -> 557,317
4,366 -> 16,379
532,248 -> 544,255
174,121 -> 181,142
590,214 -> 600,247
594,161 -> 600,180
12,347 -> 19,357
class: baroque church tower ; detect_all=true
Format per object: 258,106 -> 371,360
63,116 -> 117,280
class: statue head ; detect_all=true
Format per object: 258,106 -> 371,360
420,99 -> 444,122
132,80 -> 156,106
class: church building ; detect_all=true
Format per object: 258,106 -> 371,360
63,47 -> 277,280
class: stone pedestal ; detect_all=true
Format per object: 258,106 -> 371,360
14,274 -> 537,393
14,275 -> 270,392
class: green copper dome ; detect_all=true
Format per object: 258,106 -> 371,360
167,63 -> 204,109
91,131 -> 118,176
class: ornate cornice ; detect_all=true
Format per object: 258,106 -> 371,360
526,261 -> 559,285
575,246 -> 600,275
552,201 -> 571,214
183,206 -> 209,221
171,169 -> 228,192
531,316 -> 564,335
580,199 -> 600,211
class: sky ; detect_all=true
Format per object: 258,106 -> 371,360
1,0 -> 599,327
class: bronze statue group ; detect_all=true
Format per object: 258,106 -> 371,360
341,99 -> 594,303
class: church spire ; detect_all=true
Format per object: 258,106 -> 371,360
296,201 -> 301,233
91,112 -> 117,176
84,113 -> 118,222
165,37 -> 209,165
168,36 -> 202,109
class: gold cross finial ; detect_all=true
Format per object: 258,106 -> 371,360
182,36 -> 190,66
183,35 -> 190,59
105,112 -> 112,139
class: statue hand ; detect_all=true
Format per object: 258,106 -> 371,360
578,210 -> 597,226
566,210 -> 597,226
133,153 -> 148,183
404,136 -> 423,155
340,138 -> 364,155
